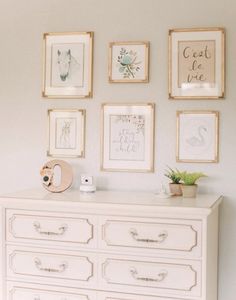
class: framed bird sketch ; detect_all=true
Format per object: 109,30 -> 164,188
101,103 -> 154,172
43,32 -> 93,98
108,41 -> 149,82
176,111 -> 219,163
47,109 -> 85,158
169,28 -> 225,99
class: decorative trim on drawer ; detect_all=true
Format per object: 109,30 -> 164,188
102,258 -> 198,292
8,250 -> 94,282
8,286 -> 91,300
8,213 -> 94,244
102,220 -> 198,252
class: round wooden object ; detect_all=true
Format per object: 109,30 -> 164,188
41,160 -> 73,193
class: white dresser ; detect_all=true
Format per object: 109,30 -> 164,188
0,189 -> 222,300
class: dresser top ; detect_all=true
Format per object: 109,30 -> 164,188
1,188 -> 222,211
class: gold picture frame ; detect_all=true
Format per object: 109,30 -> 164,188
48,109 -> 85,158
42,32 -> 93,98
169,28 -> 225,99
177,110 -> 219,163
109,41 -> 149,83
101,103 -> 154,172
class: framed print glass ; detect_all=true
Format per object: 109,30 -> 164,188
169,28 -> 225,99
101,103 -> 154,172
177,111 -> 219,163
109,42 -> 149,82
48,109 -> 85,158
43,32 -> 93,98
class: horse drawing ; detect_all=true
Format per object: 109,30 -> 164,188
57,49 -> 80,82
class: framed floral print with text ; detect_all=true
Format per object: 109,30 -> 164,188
101,103 -> 154,172
43,32 -> 93,98
169,28 -> 225,99
177,111 -> 219,163
48,109 -> 85,158
109,42 -> 149,82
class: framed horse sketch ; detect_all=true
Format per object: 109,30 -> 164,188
43,32 -> 93,98
101,103 -> 154,172
169,28 -> 225,99
176,111 -> 219,163
47,109 -> 85,158
109,41 -> 149,82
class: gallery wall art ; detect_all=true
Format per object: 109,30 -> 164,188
108,41 -> 149,83
176,110 -> 219,163
48,109 -> 85,158
101,103 -> 154,172
43,32 -> 93,98
169,28 -> 225,99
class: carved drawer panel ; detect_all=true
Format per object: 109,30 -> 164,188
7,287 -> 96,300
100,255 -> 201,297
101,217 -> 201,257
6,209 -> 95,247
7,246 -> 96,286
5,282 -> 97,300
98,291 -> 190,300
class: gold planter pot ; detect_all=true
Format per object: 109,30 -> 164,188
181,184 -> 198,198
169,183 -> 182,196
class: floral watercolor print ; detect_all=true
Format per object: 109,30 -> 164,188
109,114 -> 145,161
55,117 -> 77,150
110,43 -> 148,81
51,43 -> 84,87
178,112 -> 218,162
117,48 -> 141,79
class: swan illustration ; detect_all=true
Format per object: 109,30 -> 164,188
186,126 -> 207,147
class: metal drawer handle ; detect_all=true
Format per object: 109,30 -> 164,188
33,221 -> 68,236
130,267 -> 168,282
34,257 -> 68,273
129,228 -> 168,243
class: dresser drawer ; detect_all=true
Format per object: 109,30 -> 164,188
100,255 -> 201,297
7,282 -> 97,300
6,209 -> 95,247
99,291 -> 190,300
7,246 -> 96,287
100,217 -> 201,257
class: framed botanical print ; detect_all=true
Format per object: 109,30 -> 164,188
169,28 -> 225,99
48,109 -> 85,158
109,42 -> 149,82
101,103 -> 154,172
43,32 -> 93,98
177,111 -> 219,163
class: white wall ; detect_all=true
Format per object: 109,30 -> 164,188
0,0 -> 235,298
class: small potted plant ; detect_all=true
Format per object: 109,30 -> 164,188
164,166 -> 182,196
178,171 -> 207,198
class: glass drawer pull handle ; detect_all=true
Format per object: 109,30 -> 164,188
34,257 -> 68,273
129,228 -> 168,243
33,221 -> 68,236
130,267 -> 168,282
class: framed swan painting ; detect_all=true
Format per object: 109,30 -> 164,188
42,32 -> 93,98
177,111 -> 219,163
